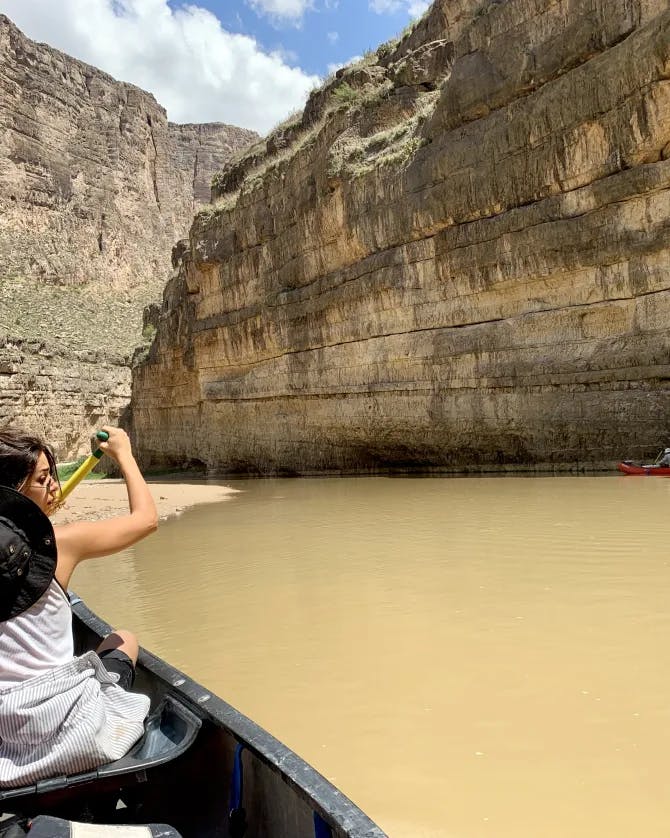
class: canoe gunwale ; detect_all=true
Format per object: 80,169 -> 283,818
70,595 -> 387,838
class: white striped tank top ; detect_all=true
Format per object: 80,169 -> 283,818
0,579 -> 73,688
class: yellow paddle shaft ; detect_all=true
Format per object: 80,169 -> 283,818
58,431 -> 109,502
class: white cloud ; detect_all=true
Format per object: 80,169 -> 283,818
369,0 -> 429,16
270,44 -> 300,65
408,0 -> 430,14
0,0 -> 320,134
246,0 -> 314,24
327,31 -> 339,44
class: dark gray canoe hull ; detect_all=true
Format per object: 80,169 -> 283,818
68,597 -> 388,838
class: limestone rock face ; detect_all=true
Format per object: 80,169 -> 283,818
0,336 -> 130,460
131,0 -> 670,474
0,15 -> 256,457
170,123 -> 258,204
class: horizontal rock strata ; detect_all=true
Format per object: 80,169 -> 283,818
0,336 -> 129,461
131,0 -> 670,474
0,15 -> 256,456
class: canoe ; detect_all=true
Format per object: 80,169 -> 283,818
617,461 -> 670,476
0,595 -> 387,838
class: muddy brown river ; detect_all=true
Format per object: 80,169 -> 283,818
72,475 -> 670,837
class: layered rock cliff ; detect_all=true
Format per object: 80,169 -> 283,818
132,0 -> 670,474
0,14 -> 257,457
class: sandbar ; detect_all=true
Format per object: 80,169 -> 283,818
51,478 -> 237,524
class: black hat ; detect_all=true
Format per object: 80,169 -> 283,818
0,486 -> 57,622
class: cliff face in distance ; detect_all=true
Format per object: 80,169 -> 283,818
0,15 -> 257,457
170,122 -> 258,205
131,0 -> 670,474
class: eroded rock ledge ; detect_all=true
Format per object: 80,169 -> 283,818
131,0 -> 670,474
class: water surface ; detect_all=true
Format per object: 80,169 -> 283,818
72,475 -> 670,837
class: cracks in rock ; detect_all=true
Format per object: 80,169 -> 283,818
97,212 -> 106,254
192,145 -> 200,204
147,116 -> 161,210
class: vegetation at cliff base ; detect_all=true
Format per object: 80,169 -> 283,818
57,459 -> 107,482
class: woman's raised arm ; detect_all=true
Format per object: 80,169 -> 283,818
54,428 -> 158,588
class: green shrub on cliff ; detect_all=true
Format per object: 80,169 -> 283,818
331,83 -> 362,106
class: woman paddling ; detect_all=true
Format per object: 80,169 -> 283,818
0,427 -> 157,787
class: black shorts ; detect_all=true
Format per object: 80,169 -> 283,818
99,648 -> 136,691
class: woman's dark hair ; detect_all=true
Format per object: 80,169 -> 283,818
0,429 -> 59,491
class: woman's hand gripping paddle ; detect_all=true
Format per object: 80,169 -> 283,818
58,431 -> 109,502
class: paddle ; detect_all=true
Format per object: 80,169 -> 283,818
58,430 -> 109,502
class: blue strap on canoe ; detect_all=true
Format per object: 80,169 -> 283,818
314,811 -> 333,838
229,743 -> 247,838
230,743 -> 244,810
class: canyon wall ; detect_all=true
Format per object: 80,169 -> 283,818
0,15 -> 256,458
131,0 -> 670,474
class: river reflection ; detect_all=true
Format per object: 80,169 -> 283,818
72,475 -> 670,837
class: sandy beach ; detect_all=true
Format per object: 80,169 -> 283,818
51,478 -> 238,524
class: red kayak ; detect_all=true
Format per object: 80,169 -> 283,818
617,461 -> 670,476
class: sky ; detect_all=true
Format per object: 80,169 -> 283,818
0,0 -> 431,134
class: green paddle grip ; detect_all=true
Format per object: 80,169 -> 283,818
94,430 -> 109,456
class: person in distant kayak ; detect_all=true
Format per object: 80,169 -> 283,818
0,427 -> 157,787
658,448 -> 670,467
